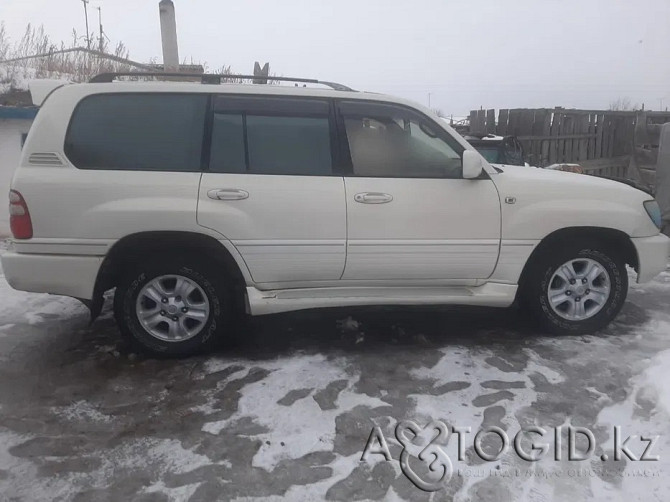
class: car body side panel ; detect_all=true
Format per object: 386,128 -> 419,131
342,177 -> 502,280
488,240 -> 538,283
491,166 -> 660,240
198,174 -> 346,284
12,167 -> 203,240
1,250 -> 101,299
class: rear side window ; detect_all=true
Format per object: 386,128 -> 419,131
209,96 -> 333,175
65,94 -> 208,171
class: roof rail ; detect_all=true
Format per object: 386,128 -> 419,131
89,72 -> 354,92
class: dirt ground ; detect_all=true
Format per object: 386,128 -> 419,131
1,256 -> 670,501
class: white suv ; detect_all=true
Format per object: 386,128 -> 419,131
2,73 -> 669,356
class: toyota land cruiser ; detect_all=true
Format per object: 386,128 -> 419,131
2,73 -> 668,356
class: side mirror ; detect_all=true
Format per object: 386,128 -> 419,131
463,150 -> 484,179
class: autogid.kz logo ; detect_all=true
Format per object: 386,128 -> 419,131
395,421 -> 453,492
361,420 -> 660,492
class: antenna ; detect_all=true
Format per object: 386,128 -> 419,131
81,0 -> 91,50
97,6 -> 104,52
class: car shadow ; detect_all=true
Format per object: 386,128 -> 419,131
235,300 -> 648,357
234,305 -> 533,355
75,293 -> 651,365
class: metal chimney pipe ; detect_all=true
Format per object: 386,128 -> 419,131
159,0 -> 179,72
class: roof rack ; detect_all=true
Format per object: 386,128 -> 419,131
89,72 -> 354,92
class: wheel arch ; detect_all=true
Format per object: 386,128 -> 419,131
90,231 -> 248,320
518,226 -> 638,293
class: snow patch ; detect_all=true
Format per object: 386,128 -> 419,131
52,400 -> 113,423
409,346 -> 541,430
0,65 -> 35,93
142,480 -> 202,501
0,429 -> 80,501
143,439 -> 225,474
201,354 -> 386,471
641,348 -> 670,414
593,318 -> 670,500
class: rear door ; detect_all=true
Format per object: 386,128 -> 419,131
337,100 -> 501,281
197,95 -> 346,285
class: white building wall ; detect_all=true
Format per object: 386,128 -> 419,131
0,118 -> 33,236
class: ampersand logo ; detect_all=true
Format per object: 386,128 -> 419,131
395,420 -> 453,491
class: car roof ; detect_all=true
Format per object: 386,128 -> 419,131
52,80 -> 421,108
36,78 -> 486,164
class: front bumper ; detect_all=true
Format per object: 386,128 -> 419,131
632,234 -> 670,283
0,250 -> 102,300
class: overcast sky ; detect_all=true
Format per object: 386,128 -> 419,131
2,0 -> 669,118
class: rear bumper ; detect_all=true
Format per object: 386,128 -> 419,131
632,234 -> 670,283
0,251 -> 102,300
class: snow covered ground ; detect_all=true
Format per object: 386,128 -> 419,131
0,252 -> 669,501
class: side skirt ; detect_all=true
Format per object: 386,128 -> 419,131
246,283 -> 518,316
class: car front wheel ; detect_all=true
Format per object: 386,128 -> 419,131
522,245 -> 628,335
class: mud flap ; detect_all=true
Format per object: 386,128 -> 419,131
77,294 -> 104,325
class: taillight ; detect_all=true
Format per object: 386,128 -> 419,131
9,190 -> 33,239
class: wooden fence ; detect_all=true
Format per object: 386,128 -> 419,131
468,108 -> 670,173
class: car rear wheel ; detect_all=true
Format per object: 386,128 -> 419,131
522,244 -> 628,335
114,257 -> 231,357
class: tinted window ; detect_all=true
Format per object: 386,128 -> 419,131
501,143 -> 524,166
473,145 -> 501,164
209,97 -> 333,175
247,116 -> 331,175
209,114 -> 246,173
66,94 -> 207,171
339,101 -> 463,178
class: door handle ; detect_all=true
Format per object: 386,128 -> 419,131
354,192 -> 393,204
207,189 -> 249,201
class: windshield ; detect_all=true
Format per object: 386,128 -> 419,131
473,145 -> 501,164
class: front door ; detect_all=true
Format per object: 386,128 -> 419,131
198,95 -> 346,285
337,100 -> 501,281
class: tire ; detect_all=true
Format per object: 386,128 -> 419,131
113,257 -> 231,357
521,243 -> 628,335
